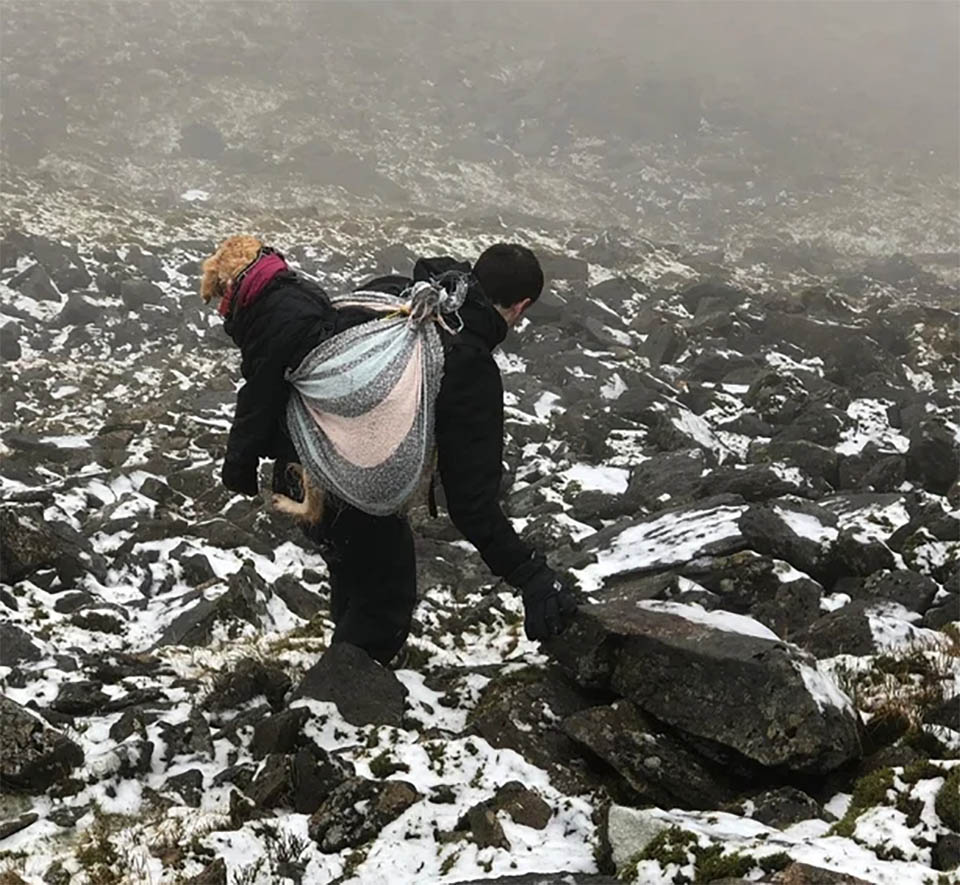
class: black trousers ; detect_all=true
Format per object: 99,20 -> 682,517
304,497 -> 418,665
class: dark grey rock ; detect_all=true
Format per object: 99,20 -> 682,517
0,696 -> 84,793
50,681 -> 110,716
833,529 -> 896,578
797,600 -> 879,658
307,777 -> 418,852
467,665 -> 598,795
748,440 -> 841,488
293,643 -> 407,727
0,622 -> 42,666
9,263 -> 60,301
0,811 -> 38,840
923,593 -> 959,629
164,768 -> 204,807
250,707 -> 311,758
120,278 -> 164,310
563,700 -> 744,809
205,657 -> 291,714
742,786 -> 825,829
0,323 -> 21,361
860,569 -> 939,613
739,502 -> 839,585
157,708 -> 213,763
154,562 -> 269,648
273,574 -> 325,620
907,418 -> 959,495
547,599 -> 861,773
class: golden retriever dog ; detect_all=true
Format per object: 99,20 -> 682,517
200,234 -> 264,305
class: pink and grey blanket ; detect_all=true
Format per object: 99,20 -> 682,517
285,276 -> 468,516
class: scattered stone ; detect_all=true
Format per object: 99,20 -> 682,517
157,708 -> 213,763
563,701 -> 744,809
458,804 -> 511,850
906,418 -> 959,495
0,696 -> 84,792
206,657 -> 291,714
164,768 -> 204,807
0,812 -> 38,840
773,862 -> 873,884
274,574 -> 325,619
307,777 -> 418,852
250,707 -> 311,758
741,787 -> 825,829
860,569 -> 939,613
797,601 -> 879,658
154,562 -> 269,647
50,681 -> 110,716
120,278 -> 164,310
293,643 -> 406,727
467,665 -> 598,795
9,263 -> 60,301
0,323 -> 21,361
0,622 -> 42,666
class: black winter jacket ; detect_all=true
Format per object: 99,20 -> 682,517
222,271 -> 335,492
360,258 -> 532,580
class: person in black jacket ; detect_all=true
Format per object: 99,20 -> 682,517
207,236 -> 577,665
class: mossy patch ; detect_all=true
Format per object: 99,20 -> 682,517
935,767 -> 960,831
830,767 -> 895,837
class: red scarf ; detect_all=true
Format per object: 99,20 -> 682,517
218,252 -> 288,317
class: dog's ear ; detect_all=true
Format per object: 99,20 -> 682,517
200,253 -> 222,302
200,235 -> 264,304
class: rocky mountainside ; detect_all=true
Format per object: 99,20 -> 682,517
0,196 -> 958,885
2,2 -> 959,883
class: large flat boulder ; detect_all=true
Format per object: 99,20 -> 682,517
547,599 -> 861,773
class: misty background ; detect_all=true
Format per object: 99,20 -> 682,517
1,0 -> 958,258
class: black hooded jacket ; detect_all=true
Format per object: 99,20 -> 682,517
222,270 -> 335,489
360,257 -> 532,580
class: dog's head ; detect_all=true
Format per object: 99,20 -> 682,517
200,235 -> 264,304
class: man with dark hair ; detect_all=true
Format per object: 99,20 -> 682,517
224,240 -> 577,665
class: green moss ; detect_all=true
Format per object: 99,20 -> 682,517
901,760 -> 945,784
692,844 -> 755,883
341,846 -> 369,879
639,827 -> 698,867
439,851 -> 459,876
368,752 -> 410,779
758,853 -> 793,874
75,826 -> 122,885
935,767 -> 960,832
831,767 -> 897,837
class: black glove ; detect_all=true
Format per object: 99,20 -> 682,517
508,555 -> 580,641
222,457 -> 259,496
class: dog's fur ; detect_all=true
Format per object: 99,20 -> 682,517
200,234 -> 264,304
271,464 -> 326,524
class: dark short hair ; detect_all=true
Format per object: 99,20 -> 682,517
472,243 -> 544,308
